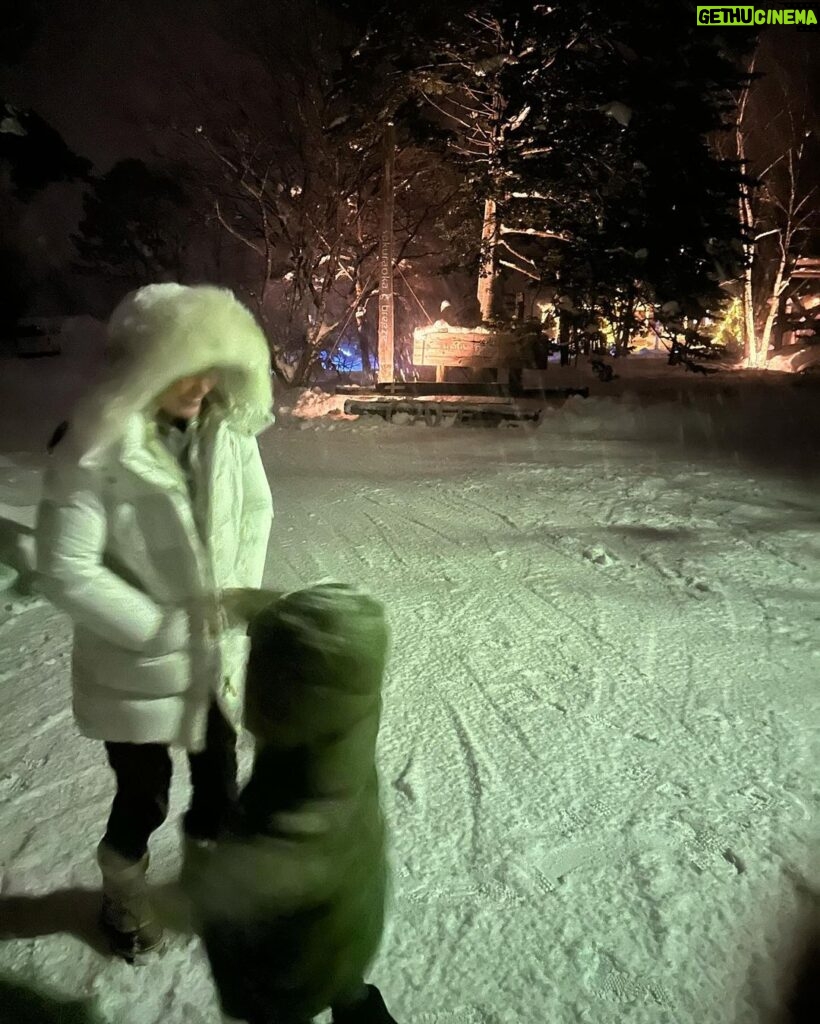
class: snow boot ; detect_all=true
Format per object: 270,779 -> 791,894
97,840 -> 164,960
332,985 -> 399,1024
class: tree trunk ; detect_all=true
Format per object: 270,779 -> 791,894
477,89 -> 505,323
293,334 -> 317,387
616,285 -> 635,356
756,250 -> 788,367
772,289 -> 788,351
742,258 -> 757,366
377,120 -> 395,383
477,196 -> 501,322
734,75 -> 758,367
293,302 -> 327,386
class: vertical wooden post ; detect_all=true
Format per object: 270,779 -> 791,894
378,120 -> 395,384
476,90 -> 504,322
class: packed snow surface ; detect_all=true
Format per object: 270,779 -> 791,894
0,353 -> 817,1023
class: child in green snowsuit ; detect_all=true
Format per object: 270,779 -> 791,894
181,583 -> 398,1024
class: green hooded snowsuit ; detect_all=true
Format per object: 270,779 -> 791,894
181,583 -> 390,1023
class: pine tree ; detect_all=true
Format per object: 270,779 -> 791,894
339,0 -> 752,342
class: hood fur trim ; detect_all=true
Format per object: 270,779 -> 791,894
69,284 -> 273,462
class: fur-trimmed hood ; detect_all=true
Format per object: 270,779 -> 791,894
67,284 -> 274,462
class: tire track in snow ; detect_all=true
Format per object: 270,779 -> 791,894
436,698 -> 484,869
412,1008 -> 490,1024
360,507 -> 412,570
511,572 -> 667,732
509,544 -> 766,854
358,492 -> 533,620
265,434 -> 819,1014
390,752 -> 417,805
378,506 -> 461,548
462,654 -> 542,768
376,482 -> 526,552
364,459 -> 811,895
430,480 -> 542,537
28,708 -> 72,743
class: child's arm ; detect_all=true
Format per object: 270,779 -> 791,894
180,835 -> 338,923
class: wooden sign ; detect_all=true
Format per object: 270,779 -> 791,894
412,328 -> 531,368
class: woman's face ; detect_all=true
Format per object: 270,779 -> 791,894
157,371 -> 219,420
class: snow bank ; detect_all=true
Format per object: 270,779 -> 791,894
766,345 -> 820,374
549,379 -> 820,482
270,367 -> 820,481
275,386 -> 357,423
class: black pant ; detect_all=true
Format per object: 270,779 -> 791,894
102,704 -> 238,862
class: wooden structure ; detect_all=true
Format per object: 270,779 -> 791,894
377,122 -> 395,383
773,256 -> 820,350
336,377 -> 588,426
342,398 -> 546,426
411,326 -> 548,385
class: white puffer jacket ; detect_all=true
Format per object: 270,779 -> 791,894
34,284 -> 274,751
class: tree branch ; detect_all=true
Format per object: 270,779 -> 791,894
214,199 -> 266,256
499,258 -> 540,281
500,225 -> 570,242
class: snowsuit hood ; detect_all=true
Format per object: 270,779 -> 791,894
69,283 -> 273,463
243,583 -> 388,745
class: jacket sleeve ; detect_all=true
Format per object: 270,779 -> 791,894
181,834 -> 339,921
234,436 -> 273,589
34,461 -> 188,655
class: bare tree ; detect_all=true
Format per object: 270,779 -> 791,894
184,63 -> 381,382
728,40 -> 818,367
408,8 -> 576,322
160,3 -> 456,385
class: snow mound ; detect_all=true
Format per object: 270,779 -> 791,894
766,345 -> 820,374
552,382 -> 820,462
276,387 -> 357,422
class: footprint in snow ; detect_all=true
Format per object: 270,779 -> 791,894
414,1007 -> 490,1023
586,949 -> 673,1009
684,575 -> 713,596
595,968 -> 673,1008
583,545 -> 617,567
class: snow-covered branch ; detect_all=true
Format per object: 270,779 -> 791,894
505,105 -> 531,132
498,238 -> 539,270
509,188 -> 556,200
500,225 -> 570,242
519,146 -> 555,158
448,140 -> 492,158
499,258 -> 540,281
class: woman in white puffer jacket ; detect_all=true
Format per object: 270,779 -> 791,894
34,283 -> 274,960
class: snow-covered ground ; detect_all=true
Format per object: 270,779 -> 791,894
765,345 -> 820,375
0,351 -> 818,1023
